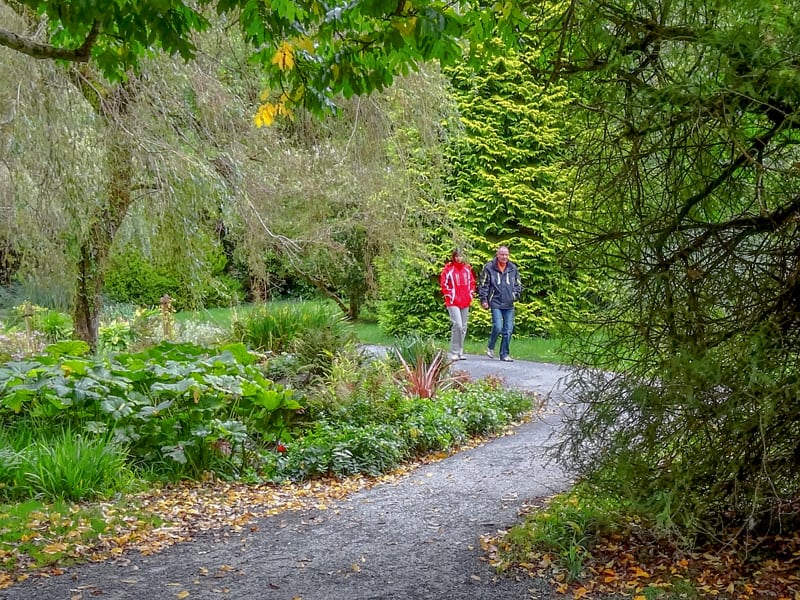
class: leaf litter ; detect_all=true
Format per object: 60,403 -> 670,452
0,430 -> 503,591
482,501 -> 800,600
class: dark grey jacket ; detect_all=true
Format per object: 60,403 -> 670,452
478,258 -> 522,310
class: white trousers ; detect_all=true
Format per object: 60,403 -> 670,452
446,305 -> 470,357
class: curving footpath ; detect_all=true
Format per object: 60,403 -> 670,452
2,354 -> 576,600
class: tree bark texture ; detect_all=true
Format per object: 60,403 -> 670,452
71,75 -> 135,350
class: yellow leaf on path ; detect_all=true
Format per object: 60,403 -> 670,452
573,587 -> 589,599
630,566 -> 650,578
176,591 -> 190,599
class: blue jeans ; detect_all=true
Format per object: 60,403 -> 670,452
488,307 -> 514,358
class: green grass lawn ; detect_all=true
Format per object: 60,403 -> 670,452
355,321 -> 563,363
175,303 -> 565,364
174,304 -> 258,329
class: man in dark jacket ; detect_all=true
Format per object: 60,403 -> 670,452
478,245 -> 522,362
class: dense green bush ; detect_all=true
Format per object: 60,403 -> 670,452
103,251 -> 178,308
0,341 -> 302,479
401,400 -> 469,453
276,421 -> 406,480
376,253 -> 447,338
104,249 -> 243,311
306,354 -> 404,424
273,361 -> 534,481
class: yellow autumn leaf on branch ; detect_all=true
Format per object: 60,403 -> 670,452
272,41 -> 295,71
393,16 -> 417,37
293,36 -> 315,54
254,101 -> 294,128
254,103 -> 278,128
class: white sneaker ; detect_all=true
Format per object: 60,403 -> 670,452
486,348 -> 494,359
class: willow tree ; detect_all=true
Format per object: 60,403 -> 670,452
527,0 -> 800,539
230,70 -> 457,320
1,8 -> 239,344
0,0 -> 531,347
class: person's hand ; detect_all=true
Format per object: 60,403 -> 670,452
481,302 -> 488,309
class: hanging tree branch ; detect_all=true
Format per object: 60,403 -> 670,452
0,21 -> 99,62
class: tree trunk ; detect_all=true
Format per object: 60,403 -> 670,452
73,243 -> 102,348
70,75 -> 135,350
348,292 -> 361,321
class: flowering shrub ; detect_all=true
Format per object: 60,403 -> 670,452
0,322 -> 47,361
174,320 -> 228,345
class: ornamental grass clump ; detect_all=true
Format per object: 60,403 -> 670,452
17,430 -> 133,502
233,301 -> 354,354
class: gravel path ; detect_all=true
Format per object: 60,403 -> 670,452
2,353 -> 576,600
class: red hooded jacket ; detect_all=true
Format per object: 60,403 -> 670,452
440,261 -> 476,309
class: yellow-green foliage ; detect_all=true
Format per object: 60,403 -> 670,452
377,39 -> 592,339
445,41 -> 587,335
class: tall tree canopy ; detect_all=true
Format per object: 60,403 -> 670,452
375,37 -> 583,340
0,0 -> 528,116
531,0 -> 800,538
446,39 -> 576,337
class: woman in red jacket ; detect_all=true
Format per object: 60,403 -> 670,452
439,249 -> 476,361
